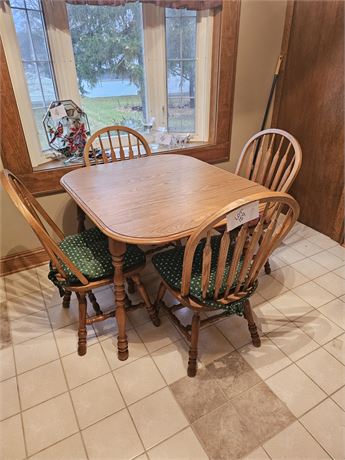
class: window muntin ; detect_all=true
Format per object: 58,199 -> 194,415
10,0 -> 57,150
165,8 -> 197,132
66,2 -> 147,134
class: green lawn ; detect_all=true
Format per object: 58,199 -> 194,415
83,95 -> 195,133
82,95 -> 144,133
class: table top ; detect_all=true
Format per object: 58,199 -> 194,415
61,154 -> 267,244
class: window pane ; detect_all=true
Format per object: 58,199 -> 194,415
11,0 -> 57,151
25,0 -> 41,9
37,62 -> 56,104
28,10 -> 49,61
182,61 -> 195,96
165,8 -> 197,133
167,62 -> 182,97
166,17 -> 179,60
9,0 -> 25,8
67,3 -> 147,134
168,97 -> 195,132
182,18 -> 196,59
11,9 -> 35,61
165,9 -> 196,18
23,62 -> 44,107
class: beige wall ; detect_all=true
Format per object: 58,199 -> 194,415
0,186 -> 77,257
219,0 -> 287,172
0,0 -> 287,259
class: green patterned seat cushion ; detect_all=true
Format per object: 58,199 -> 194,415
152,234 -> 256,314
48,227 -> 145,287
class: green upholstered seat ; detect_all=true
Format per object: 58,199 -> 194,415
152,234 -> 256,315
48,227 -> 145,288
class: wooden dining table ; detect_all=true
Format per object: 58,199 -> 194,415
61,154 -> 267,361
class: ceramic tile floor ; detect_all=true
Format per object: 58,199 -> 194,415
1,221 -> 345,459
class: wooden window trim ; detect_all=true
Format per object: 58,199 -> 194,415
0,0 -> 240,196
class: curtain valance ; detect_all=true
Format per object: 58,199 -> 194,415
65,0 -> 222,11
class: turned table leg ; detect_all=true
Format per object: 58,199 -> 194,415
108,239 -> 128,361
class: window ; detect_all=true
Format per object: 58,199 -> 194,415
165,8 -> 197,132
1,0 -> 240,195
1,0 -> 214,167
66,2 -> 147,134
10,0 -> 57,151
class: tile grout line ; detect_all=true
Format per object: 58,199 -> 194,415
297,405 -> 338,459
10,327 -> 31,460
97,330 -> 147,456
244,320 -> 344,402
53,322 -> 90,460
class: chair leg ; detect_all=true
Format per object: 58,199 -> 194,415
244,300 -> 261,347
76,292 -> 87,356
188,312 -> 200,377
131,274 -> 160,327
155,282 -> 167,311
62,291 -> 71,309
77,205 -> 86,233
87,291 -> 103,315
126,277 -> 136,294
125,293 -> 133,308
264,259 -> 271,274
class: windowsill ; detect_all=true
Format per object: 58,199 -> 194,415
33,141 -> 208,172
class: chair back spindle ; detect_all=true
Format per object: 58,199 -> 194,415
83,126 -> 151,166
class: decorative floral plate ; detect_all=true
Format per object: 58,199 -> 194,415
43,100 -> 90,160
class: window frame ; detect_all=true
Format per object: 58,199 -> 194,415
0,0 -> 241,196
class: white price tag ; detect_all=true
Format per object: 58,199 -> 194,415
226,201 -> 260,231
50,104 -> 67,120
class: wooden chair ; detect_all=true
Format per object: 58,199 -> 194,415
235,128 -> 302,273
84,125 -> 151,167
1,169 -> 160,356
152,191 -> 299,377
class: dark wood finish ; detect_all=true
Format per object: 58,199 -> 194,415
154,192 -> 299,376
108,239 -> 129,361
76,205 -> 86,233
244,300 -> 260,347
61,155 -> 267,360
271,1 -> 295,129
0,40 -> 31,175
209,1 -> 240,146
62,290 -> 72,308
1,169 -> 159,354
188,313 -> 200,377
0,2 -> 240,195
76,292 -> 88,355
272,1 -> 344,242
132,273 -> 160,326
0,247 -> 49,276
